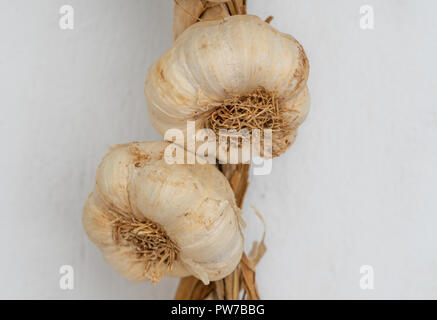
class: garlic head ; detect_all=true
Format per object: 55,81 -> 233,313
83,141 -> 244,284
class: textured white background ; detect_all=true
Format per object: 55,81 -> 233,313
1,0 -> 436,299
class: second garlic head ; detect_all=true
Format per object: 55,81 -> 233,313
83,141 -> 244,284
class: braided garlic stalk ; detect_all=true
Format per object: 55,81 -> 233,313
83,0 -> 310,300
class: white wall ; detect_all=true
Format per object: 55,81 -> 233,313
1,0 -> 436,299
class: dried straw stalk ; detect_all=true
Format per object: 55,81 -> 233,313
172,0 -> 266,300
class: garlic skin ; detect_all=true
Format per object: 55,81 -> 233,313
83,141 -> 243,284
145,15 -> 310,160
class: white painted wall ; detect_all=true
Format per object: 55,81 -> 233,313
1,0 -> 436,299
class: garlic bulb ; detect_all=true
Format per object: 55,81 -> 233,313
83,141 -> 243,284
145,14 -> 310,160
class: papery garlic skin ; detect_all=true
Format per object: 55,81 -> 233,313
146,15 -> 310,160
83,141 -> 243,284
